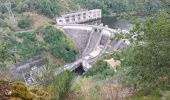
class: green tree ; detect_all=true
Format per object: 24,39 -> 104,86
38,25 -> 77,62
116,11 -> 170,92
18,19 -> 30,29
52,71 -> 74,100
35,0 -> 63,18
74,0 -> 162,15
84,60 -> 115,78
0,35 -> 19,69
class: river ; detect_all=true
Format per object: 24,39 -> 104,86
84,16 -> 134,30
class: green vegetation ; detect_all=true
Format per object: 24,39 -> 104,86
123,12 -> 169,90
84,60 -> 115,78
0,0 -> 164,20
52,71 -> 75,100
18,19 -> 30,29
0,0 -> 169,99
0,25 -> 77,99
0,80 -> 53,100
127,89 -> 161,100
107,11 -> 170,99
0,0 -> 75,18
74,0 -> 163,15
0,72 -> 75,100
0,41 -> 8,70
0,17 -> 8,28
14,31 -> 44,60
34,0 -> 64,18
37,25 -> 77,62
69,10 -> 170,99
0,25 -> 77,70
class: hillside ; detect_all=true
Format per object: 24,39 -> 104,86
0,0 -> 170,100
0,0 -> 165,33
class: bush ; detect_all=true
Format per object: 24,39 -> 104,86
52,71 -> 74,100
0,63 -> 6,71
38,25 -> 77,62
15,32 -> 45,59
3,25 -> 76,63
84,60 -> 115,77
35,0 -> 63,18
127,89 -> 161,100
0,21 -> 8,28
0,13 -> 8,28
15,4 -> 29,13
18,19 -> 30,29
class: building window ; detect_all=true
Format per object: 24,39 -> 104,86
72,15 -> 75,21
78,14 -> 81,20
65,17 -> 69,22
66,19 -> 69,22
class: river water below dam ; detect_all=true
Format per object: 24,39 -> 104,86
83,16 -> 133,30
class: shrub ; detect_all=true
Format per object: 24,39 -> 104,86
84,60 -> 115,77
16,4 -> 29,13
35,0 -> 63,18
52,71 -> 74,100
18,19 -> 30,29
38,25 -> 77,62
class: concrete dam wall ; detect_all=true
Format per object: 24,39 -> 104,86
62,25 -> 127,56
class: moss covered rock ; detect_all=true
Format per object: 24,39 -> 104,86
0,80 -> 51,100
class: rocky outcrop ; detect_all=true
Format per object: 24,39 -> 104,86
0,80 -> 50,100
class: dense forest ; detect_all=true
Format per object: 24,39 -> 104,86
0,0 -> 165,18
0,0 -> 170,100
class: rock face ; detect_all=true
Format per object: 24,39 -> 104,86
10,56 -> 46,83
0,81 -> 50,100
0,81 -> 33,100
0,81 -> 10,100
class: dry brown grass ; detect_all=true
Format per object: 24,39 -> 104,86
16,12 -> 52,29
100,84 -> 122,100
70,77 -> 123,100
3,12 -> 52,31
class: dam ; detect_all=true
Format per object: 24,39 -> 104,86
11,9 -> 130,85
54,24 -> 129,75
56,9 -> 102,24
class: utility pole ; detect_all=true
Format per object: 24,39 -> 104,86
0,18 -> 5,23
4,2 -> 17,26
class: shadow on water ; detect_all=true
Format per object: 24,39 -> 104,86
83,16 -> 133,30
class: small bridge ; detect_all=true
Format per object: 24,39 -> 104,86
54,24 -> 129,75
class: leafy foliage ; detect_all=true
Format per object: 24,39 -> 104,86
115,12 -> 170,92
84,60 -> 115,78
127,89 -> 161,100
15,31 -> 45,60
74,0 -> 162,15
0,0 -> 164,18
0,80 -> 52,100
52,71 -> 74,100
34,0 -> 63,18
18,19 -> 30,29
0,33 -> 19,68
0,25 -> 77,70
38,25 -> 77,62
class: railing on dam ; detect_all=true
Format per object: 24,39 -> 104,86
56,24 -> 129,38
56,9 -> 102,25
